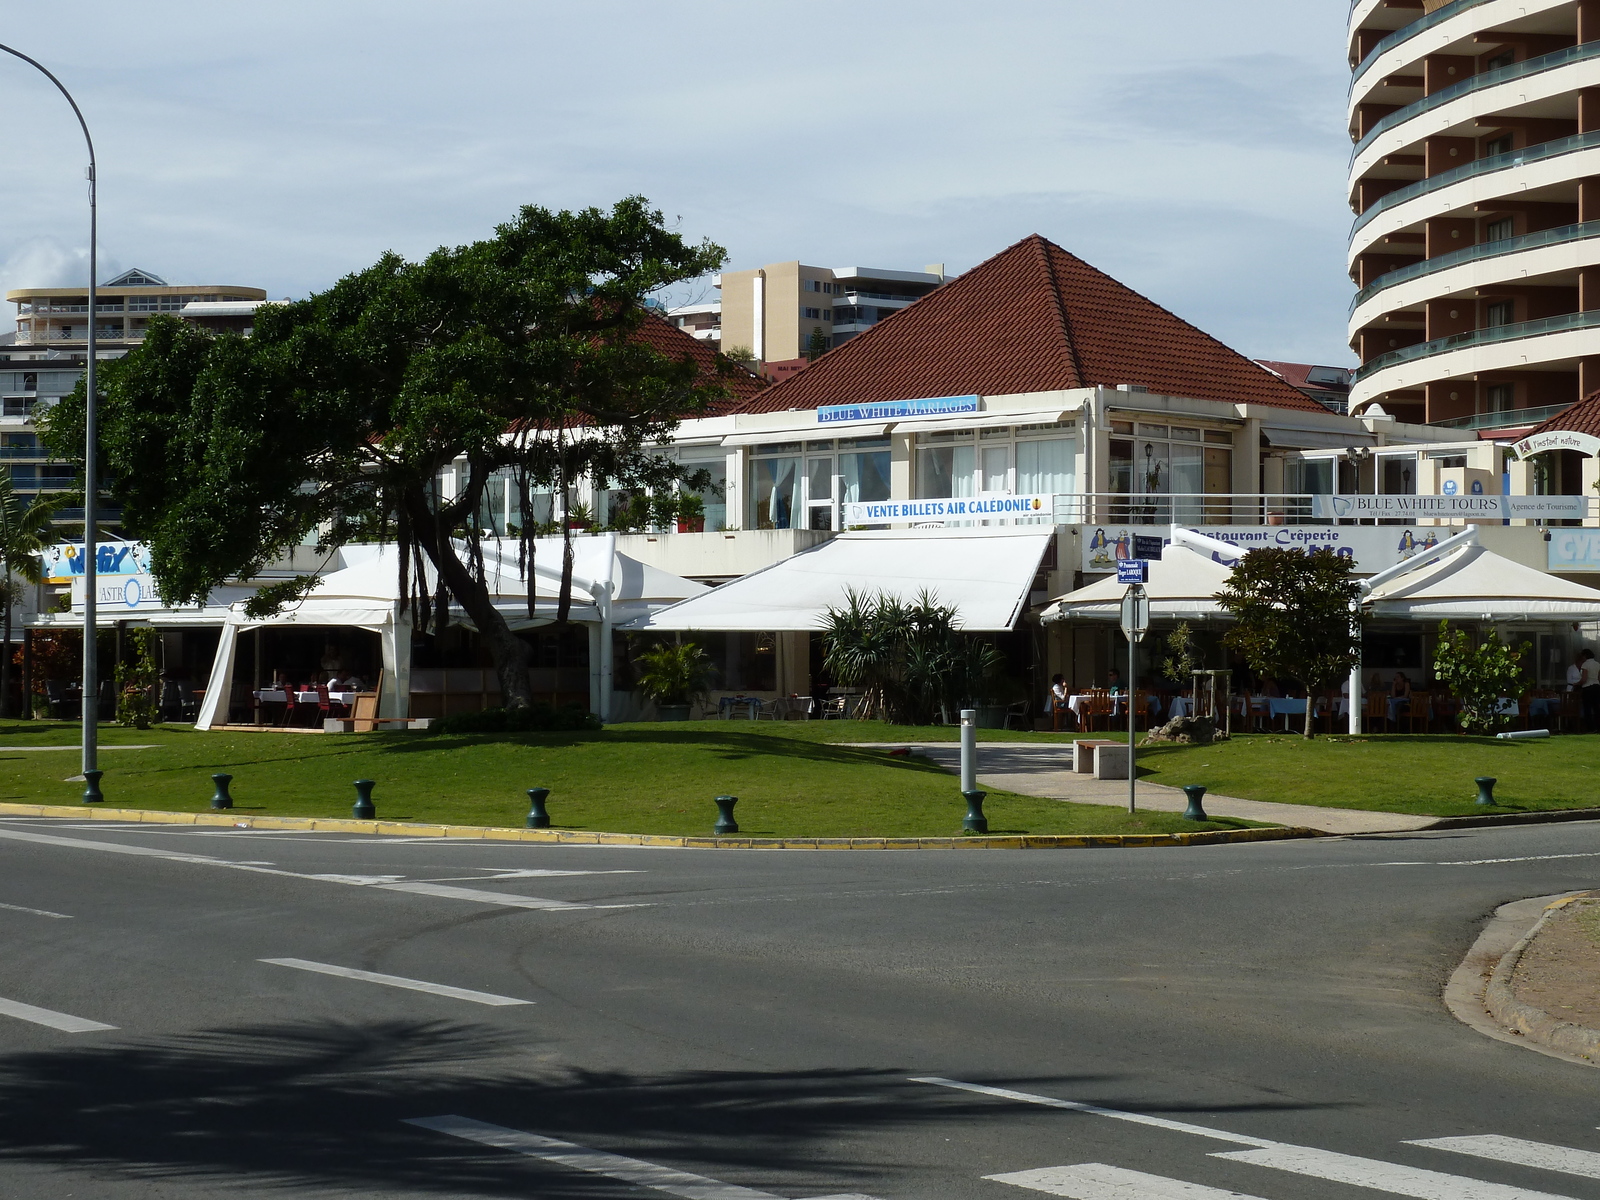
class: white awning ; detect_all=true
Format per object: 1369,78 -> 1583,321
625,527 -> 1055,632
722,423 -> 890,446
1042,544 -> 1235,623
1364,542 -> 1600,622
1265,428 -> 1376,451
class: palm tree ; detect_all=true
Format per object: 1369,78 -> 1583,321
0,473 -> 72,718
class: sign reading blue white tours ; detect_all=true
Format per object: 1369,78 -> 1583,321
1310,494 -> 1586,521
817,394 -> 980,424
845,494 -> 1053,526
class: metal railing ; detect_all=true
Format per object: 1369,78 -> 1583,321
1354,41 -> 1600,159
1048,493 -> 1322,526
1431,402 -> 1574,430
1353,131 -> 1600,235
1352,221 -> 1600,312
1355,308 -> 1600,380
1352,0 -> 1493,88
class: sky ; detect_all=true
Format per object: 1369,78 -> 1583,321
0,1 -> 1356,364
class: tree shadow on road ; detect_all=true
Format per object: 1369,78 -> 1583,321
0,1018 -> 1341,1196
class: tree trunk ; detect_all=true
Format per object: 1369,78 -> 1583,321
1304,697 -> 1315,739
21,629 -> 32,720
404,491 -> 535,711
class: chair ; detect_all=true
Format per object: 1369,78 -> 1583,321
1084,691 -> 1114,733
1132,690 -> 1153,732
1004,699 -> 1031,731
1406,692 -> 1433,735
1364,690 -> 1387,734
1560,690 -> 1582,734
278,686 -> 300,727
754,699 -> 781,721
315,684 -> 335,725
43,679 -> 79,720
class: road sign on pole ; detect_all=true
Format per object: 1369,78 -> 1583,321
1116,559 -> 1149,585
1119,585 -> 1150,644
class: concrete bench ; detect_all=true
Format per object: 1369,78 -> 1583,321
1072,739 -> 1123,775
1090,743 -> 1132,780
324,717 -> 432,733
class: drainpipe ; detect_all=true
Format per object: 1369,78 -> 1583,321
752,271 -> 766,364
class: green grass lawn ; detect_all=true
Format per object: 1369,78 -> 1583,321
0,720 -> 1247,839
1128,731 -> 1600,817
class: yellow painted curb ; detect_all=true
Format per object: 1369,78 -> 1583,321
0,801 -> 1321,850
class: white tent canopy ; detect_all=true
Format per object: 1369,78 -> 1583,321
627,527 -> 1056,633
1042,544 -> 1235,623
195,538 -> 707,728
1363,542 -> 1600,622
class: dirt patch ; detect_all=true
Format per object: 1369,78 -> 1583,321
1512,893 -> 1600,1033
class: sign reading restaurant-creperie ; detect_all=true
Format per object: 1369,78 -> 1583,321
1310,494 -> 1588,521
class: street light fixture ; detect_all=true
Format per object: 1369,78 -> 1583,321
0,44 -> 99,781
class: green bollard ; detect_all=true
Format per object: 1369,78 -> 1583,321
526,788 -> 552,829
82,769 -> 104,805
210,773 -> 234,811
1181,785 -> 1209,822
962,789 -> 988,834
1475,776 -> 1498,807
352,779 -> 376,820
713,795 -> 739,835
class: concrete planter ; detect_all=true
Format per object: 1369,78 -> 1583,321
655,704 -> 692,722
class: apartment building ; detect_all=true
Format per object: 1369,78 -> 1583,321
1347,0 -> 1600,435
670,260 -> 945,363
1,268 -> 275,527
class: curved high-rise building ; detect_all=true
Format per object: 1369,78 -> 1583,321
1347,0 -> 1600,432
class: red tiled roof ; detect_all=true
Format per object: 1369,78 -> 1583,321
736,235 -> 1324,415
1522,393 -> 1597,439
634,310 -> 765,413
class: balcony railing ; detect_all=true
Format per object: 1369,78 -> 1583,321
837,291 -> 922,305
1356,308 -> 1600,381
1353,131 -> 1600,235
1352,0 -> 1493,88
11,326 -> 133,344
1355,42 -> 1600,160
1431,402 -> 1574,430
15,303 -> 125,315
1352,220 -> 1600,312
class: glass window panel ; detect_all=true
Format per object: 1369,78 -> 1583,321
806,440 -> 834,451
1171,443 -> 1204,523
1136,424 -> 1169,438
680,457 -> 727,531
1205,430 -> 1233,444
807,457 -> 834,504
842,450 -> 891,503
1111,421 -> 1133,434
753,441 -> 803,456
1170,427 -> 1201,442
750,457 -> 799,529
1015,438 -> 1075,495
837,436 -> 889,449
916,444 -> 975,498
980,427 -> 1012,439
1109,439 -> 1134,496
980,445 -> 1009,493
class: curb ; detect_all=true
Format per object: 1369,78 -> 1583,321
1482,893 -> 1600,1064
1425,807 -> 1600,830
0,801 -> 1323,851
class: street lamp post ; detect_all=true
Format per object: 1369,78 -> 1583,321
0,44 -> 98,780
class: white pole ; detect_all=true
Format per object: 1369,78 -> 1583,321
959,708 -> 976,793
1128,604 -> 1137,814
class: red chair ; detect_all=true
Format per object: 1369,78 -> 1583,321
277,685 -> 299,727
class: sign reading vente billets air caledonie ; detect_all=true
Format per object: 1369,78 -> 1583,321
844,495 -> 1052,525
1311,493 -> 1587,521
817,394 -> 980,424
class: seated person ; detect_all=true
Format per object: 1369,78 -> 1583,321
1387,671 -> 1412,725
1048,674 -> 1072,729
1106,669 -> 1124,696
340,674 -> 367,692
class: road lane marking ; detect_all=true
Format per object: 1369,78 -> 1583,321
261,959 -> 531,1006
405,1114 -> 788,1200
1212,1146 -> 1578,1199
988,1163 -> 1270,1198
1379,853 -> 1600,867
0,827 -> 648,911
419,869 -> 644,881
0,995 -> 116,1032
0,900 -> 70,918
909,1079 -> 1275,1148
1409,1136 -> 1600,1180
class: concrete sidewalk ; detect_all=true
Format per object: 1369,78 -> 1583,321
853,742 -> 1434,835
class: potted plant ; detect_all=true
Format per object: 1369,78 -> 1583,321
675,492 -> 706,534
565,502 -> 594,531
634,641 -> 715,721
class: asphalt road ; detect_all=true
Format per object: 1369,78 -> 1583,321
2,814 -> 1599,1200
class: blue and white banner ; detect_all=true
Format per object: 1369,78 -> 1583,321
845,494 -> 1052,525
1086,524 -> 1457,574
42,540 -> 151,584
818,394 -> 980,424
1548,529 -> 1600,572
1310,494 -> 1587,521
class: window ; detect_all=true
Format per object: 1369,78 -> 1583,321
839,436 -> 891,507
1484,217 -> 1514,242
1110,424 -> 1234,523
1486,383 -> 1515,413
1485,50 -> 1515,70
823,282 -> 834,294
1482,134 -> 1513,158
803,307 -> 822,320
21,373 -> 36,392
822,309 -> 831,320
1485,301 -> 1514,327
915,429 -> 1075,524
915,433 -> 975,501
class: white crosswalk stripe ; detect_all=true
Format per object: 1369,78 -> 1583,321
987,1163 -> 1270,1198
0,995 -> 116,1033
1213,1145 -> 1581,1200
1408,1137 -> 1600,1181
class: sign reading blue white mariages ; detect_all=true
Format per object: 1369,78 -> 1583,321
817,394 -> 980,424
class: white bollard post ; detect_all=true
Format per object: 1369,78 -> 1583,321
960,708 -> 977,794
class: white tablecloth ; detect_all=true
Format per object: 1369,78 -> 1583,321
1067,694 -> 1159,719
255,690 -> 357,705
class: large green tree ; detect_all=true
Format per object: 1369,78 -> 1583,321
1215,547 -> 1366,738
43,199 -> 735,709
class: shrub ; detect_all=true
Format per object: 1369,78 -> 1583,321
430,704 -> 601,735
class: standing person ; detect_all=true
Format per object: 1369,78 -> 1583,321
1568,653 -> 1585,692
1581,650 -> 1600,731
